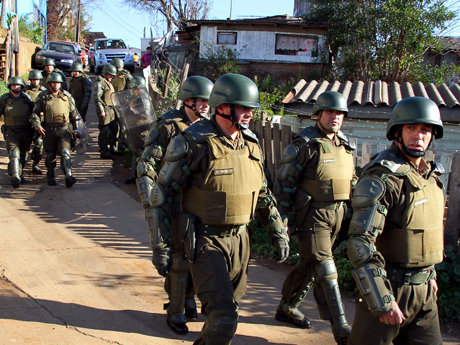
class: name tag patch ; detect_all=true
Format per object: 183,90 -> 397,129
214,168 -> 234,176
414,198 -> 429,207
323,158 -> 335,164
6,107 -> 13,110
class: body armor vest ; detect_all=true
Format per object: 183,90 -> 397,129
375,165 -> 444,268
181,137 -> 264,225
3,96 -> 31,128
111,74 -> 126,92
298,137 -> 354,201
44,93 -> 70,125
70,77 -> 85,99
102,79 -> 114,107
25,87 -> 43,102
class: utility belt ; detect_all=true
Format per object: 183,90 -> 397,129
386,263 -> 436,285
310,200 -> 344,210
196,222 -> 247,237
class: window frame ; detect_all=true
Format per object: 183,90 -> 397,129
217,32 -> 237,45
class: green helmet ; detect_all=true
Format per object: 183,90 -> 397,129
71,63 -> 84,72
312,91 -> 348,117
28,70 -> 43,80
178,76 -> 213,101
129,76 -> 146,89
208,74 -> 260,108
102,64 -> 117,76
387,97 -> 443,140
47,72 -> 64,84
110,58 -> 124,68
43,58 -> 55,66
8,76 -> 25,88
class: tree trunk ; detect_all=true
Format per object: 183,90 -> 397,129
0,0 -> 6,29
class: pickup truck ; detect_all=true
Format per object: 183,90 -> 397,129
89,38 -> 135,74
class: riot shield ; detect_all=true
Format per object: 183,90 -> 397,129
74,117 -> 89,155
111,86 -> 156,152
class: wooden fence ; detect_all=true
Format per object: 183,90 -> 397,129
249,119 -> 460,257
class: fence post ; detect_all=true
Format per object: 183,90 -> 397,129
361,141 -> 372,166
444,152 -> 460,257
263,122 -> 274,179
272,123 -> 281,179
349,138 -> 358,166
440,154 -> 453,199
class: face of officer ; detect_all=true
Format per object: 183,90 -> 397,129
10,84 -> 22,94
105,73 -> 114,81
184,98 -> 210,116
49,82 -> 61,93
71,71 -> 81,78
30,79 -> 40,87
397,123 -> 433,153
44,65 -> 54,73
219,104 -> 253,127
318,109 -> 344,135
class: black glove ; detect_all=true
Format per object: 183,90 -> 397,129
272,237 -> 289,263
152,247 -> 171,277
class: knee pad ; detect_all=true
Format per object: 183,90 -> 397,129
316,259 -> 338,283
62,149 -> 71,159
202,309 -> 239,343
9,147 -> 20,159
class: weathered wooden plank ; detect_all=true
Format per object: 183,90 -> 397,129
361,141 -> 373,166
376,143 -> 387,153
281,124 -> 291,152
255,120 -> 264,155
349,137 -> 359,166
272,123 -> 282,178
444,152 -> 460,256
440,154 -> 453,198
263,123 -> 274,179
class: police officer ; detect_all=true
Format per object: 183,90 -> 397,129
152,74 -> 289,344
94,64 -> 118,159
273,91 -> 355,344
24,70 -> 47,175
40,58 -> 68,91
31,72 -> 79,187
0,77 -> 35,188
136,75 -> 213,334
69,62 -> 92,122
347,97 -> 445,345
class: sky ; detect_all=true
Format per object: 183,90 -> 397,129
88,0 -> 460,49
87,0 -> 295,49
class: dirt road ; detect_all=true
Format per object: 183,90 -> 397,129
1,77 -> 459,345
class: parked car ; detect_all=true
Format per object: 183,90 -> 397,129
35,41 -> 82,72
89,38 -> 135,74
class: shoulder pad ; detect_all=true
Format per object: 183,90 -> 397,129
160,109 -> 183,123
144,127 -> 160,146
95,75 -> 104,82
0,93 -> 11,100
296,126 -> 319,143
364,149 -> 411,175
20,92 -> 32,100
40,86 -> 47,91
183,119 -> 218,142
431,162 -> 445,176
352,175 -> 386,208
163,134 -> 188,162
337,130 -> 356,150
242,129 -> 258,143
62,90 -> 73,98
281,143 -> 299,164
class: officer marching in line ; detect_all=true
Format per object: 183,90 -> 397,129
151,74 -> 289,344
31,72 -> 79,188
93,64 -> 118,159
69,63 -> 92,122
273,91 -> 355,344
136,75 -> 213,334
347,97 -> 445,345
24,70 -> 47,175
40,58 -> 68,91
110,57 -> 133,155
0,77 -> 35,188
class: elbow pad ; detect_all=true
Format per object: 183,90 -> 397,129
158,135 -> 189,186
278,143 -> 301,181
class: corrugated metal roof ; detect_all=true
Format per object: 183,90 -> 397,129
186,15 -> 327,28
283,79 -> 460,108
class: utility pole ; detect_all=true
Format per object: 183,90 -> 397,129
75,0 -> 81,43
229,0 -> 233,20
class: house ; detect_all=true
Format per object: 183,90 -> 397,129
282,79 -> 460,156
13,0 -> 47,42
179,15 -> 328,84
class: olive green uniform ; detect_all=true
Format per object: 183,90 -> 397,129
153,117 -> 288,345
41,69 -> 68,91
274,124 -> 355,341
69,73 -> 92,122
31,89 -> 79,184
0,92 -> 34,185
24,84 -> 47,171
111,69 -> 133,153
136,107 -> 196,326
347,144 -> 444,345
93,75 -> 117,156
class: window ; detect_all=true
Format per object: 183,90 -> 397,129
217,32 -> 237,45
275,34 -> 318,56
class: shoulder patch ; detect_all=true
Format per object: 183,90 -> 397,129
160,109 -> 183,123
183,119 -> 218,142
365,149 -> 411,175
242,129 -> 258,143
144,127 -> 160,147
296,126 -> 319,143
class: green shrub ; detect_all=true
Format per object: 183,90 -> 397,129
0,80 -> 8,96
436,245 -> 460,322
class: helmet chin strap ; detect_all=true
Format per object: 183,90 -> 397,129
216,105 -> 248,130
50,85 -> 60,92
184,99 -> 209,119
396,128 -> 427,158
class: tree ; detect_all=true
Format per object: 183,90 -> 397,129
122,0 -> 212,32
18,13 -> 45,44
305,0 -> 456,83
